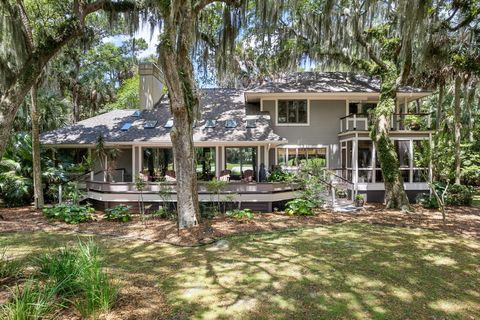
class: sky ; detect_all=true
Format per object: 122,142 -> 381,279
103,24 -> 160,59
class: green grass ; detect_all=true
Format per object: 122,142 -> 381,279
1,224 -> 480,319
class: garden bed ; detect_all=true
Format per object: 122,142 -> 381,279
1,204 -> 479,246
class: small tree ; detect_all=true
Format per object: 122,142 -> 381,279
135,175 -> 146,221
206,179 -> 227,215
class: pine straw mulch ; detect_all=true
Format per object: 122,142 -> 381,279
1,204 -> 479,246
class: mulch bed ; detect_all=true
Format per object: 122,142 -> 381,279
1,204 -> 479,246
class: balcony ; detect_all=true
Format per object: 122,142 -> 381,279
339,113 -> 432,133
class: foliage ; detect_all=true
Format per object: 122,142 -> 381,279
105,205 -> 131,222
207,179 -> 227,214
34,240 -> 117,318
446,184 -> 474,206
417,183 -> 474,208
74,240 -> 118,318
226,208 -> 254,220
0,249 -> 22,279
35,248 -> 83,297
135,175 -> 147,218
416,193 -> 439,209
104,74 -> 140,111
43,204 -> 94,224
297,176 -> 325,207
285,198 -> 316,216
63,181 -> 85,205
153,207 -> 177,220
0,280 -> 58,320
355,194 -> 365,201
0,133 -> 34,206
267,168 -> 295,182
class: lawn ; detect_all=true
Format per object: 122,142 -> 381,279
1,223 -> 479,319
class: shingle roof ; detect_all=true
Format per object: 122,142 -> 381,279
40,89 -> 285,145
245,72 -> 428,93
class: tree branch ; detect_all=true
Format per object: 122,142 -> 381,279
193,0 -> 241,16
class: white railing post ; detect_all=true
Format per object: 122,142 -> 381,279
340,119 -> 343,132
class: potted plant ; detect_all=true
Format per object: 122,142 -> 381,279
336,189 -> 347,199
355,194 -> 365,207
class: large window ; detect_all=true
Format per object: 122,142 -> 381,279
225,147 -> 257,180
341,139 -> 428,183
277,147 -> 327,168
143,148 -> 174,181
195,147 -> 216,181
277,100 -> 308,124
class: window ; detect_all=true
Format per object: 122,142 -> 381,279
349,102 -> 377,115
142,148 -> 174,180
132,110 -> 141,117
225,119 -> 237,128
395,140 -> 410,168
276,147 -> 327,168
277,100 -> 308,124
205,119 -> 216,128
225,147 -> 257,180
164,119 -> 173,128
358,141 -> 373,168
195,147 -> 216,180
246,119 -> 256,128
121,123 -> 132,131
144,120 -> 157,129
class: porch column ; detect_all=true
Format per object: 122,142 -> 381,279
353,136 -> 358,197
132,147 -> 136,182
215,146 -> 220,178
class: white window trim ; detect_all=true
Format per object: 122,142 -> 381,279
275,99 -> 311,126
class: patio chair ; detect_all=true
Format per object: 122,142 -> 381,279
243,169 -> 254,182
164,170 -> 176,182
219,170 -> 231,182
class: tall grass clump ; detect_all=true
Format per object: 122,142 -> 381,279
33,239 -> 118,318
75,240 -> 118,318
0,249 -> 22,279
0,280 -> 58,319
35,248 -> 82,297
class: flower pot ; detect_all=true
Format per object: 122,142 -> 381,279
355,199 -> 364,207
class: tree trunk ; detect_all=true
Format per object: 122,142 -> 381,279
158,7 -> 200,229
453,75 -> 462,184
30,81 -> 44,209
466,81 -> 477,142
371,68 -> 411,210
436,84 -> 444,130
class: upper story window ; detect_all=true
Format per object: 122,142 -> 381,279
277,100 -> 308,124
349,102 -> 377,115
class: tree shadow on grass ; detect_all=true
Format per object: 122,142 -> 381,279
1,224 -> 480,319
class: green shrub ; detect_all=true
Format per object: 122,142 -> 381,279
105,205 -> 131,222
152,206 -> 176,220
416,193 -> 439,209
268,168 -> 294,182
0,280 -> 57,320
226,208 -> 254,220
0,171 -> 32,207
0,249 -> 22,279
43,204 -> 94,224
285,199 -> 316,216
446,184 -> 474,206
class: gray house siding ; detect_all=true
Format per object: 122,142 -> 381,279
262,99 -> 345,169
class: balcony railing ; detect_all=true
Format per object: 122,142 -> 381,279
339,112 -> 432,133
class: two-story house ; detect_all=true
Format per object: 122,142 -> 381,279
41,63 -> 433,211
